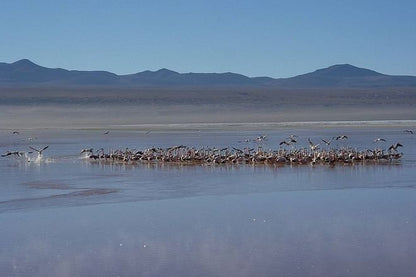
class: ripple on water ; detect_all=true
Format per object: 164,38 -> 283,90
0,187 -> 119,213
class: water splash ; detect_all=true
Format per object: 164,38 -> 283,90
20,153 -> 54,164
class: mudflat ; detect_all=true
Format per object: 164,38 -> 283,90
1,87 -> 415,129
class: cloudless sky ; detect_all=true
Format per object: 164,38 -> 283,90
1,0 -> 415,77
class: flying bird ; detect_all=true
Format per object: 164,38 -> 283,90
256,135 -> 267,142
232,147 -> 243,153
373,138 -> 386,143
1,151 -> 24,157
1,151 -> 12,157
404,130 -> 414,134
279,135 -> 298,146
288,137 -> 297,144
279,140 -> 291,146
80,148 -> 93,154
388,143 -> 403,152
288,134 -> 298,143
321,138 -> 332,145
29,145 -> 49,155
308,138 -> 320,151
335,135 -> 348,140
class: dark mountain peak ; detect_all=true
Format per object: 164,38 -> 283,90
131,68 -> 179,76
273,63 -> 407,88
157,68 -> 177,73
13,59 -> 36,65
310,64 -> 384,78
11,59 -> 41,70
222,71 -> 249,78
330,63 -> 355,68
155,68 -> 179,76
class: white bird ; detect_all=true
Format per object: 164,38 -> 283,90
80,148 -> 93,154
256,135 -> 267,142
308,138 -> 320,151
373,138 -> 386,143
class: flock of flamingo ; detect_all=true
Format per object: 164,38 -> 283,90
2,130 -> 412,166
78,130 -> 410,166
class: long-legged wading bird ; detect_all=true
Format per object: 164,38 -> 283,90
279,135 -> 297,146
335,135 -> 348,140
373,138 -> 386,142
2,151 -> 25,157
388,143 -> 403,152
279,140 -> 292,146
29,145 -> 49,156
321,138 -> 332,145
308,138 -> 320,151
374,138 -> 386,143
81,148 -> 93,154
256,135 -> 267,142
288,137 -> 297,144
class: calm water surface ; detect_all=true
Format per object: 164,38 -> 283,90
0,127 -> 416,276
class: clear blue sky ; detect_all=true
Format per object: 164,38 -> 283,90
1,0 -> 415,77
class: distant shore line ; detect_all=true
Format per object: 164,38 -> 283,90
1,120 -> 415,132
109,120 -> 416,130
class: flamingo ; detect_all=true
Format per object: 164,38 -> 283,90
29,146 -> 49,155
335,135 -> 348,140
388,143 -> 403,152
373,138 -> 386,143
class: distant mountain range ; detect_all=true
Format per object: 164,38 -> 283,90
1,59 -> 416,88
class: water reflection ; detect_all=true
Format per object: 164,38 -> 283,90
0,159 -> 413,214
1,189 -> 416,276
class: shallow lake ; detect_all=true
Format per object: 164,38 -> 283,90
1,126 -> 415,276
